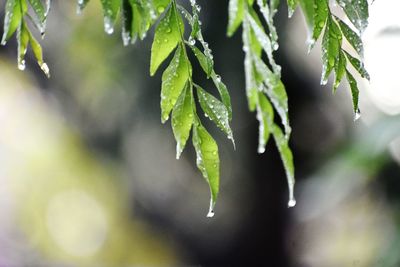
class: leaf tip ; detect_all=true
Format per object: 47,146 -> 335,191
206,199 -> 215,218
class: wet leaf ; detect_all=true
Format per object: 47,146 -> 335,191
227,0 -> 244,37
172,82 -> 194,159
344,50 -> 370,80
333,50 -> 346,92
160,45 -> 190,122
1,0 -> 23,45
150,4 -> 183,75
321,16 -> 342,85
310,0 -> 328,49
272,124 -> 295,207
346,69 -> 359,115
337,18 -> 364,57
100,0 -> 120,34
256,92 -> 273,153
192,118 -> 220,217
336,0 -> 368,33
196,85 -> 234,145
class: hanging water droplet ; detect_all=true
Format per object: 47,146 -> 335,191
288,198 -> 296,208
176,142 -> 182,159
18,60 -> 26,71
206,200 -> 215,218
257,145 -> 265,154
104,16 -> 114,34
122,31 -> 130,46
354,108 -> 361,121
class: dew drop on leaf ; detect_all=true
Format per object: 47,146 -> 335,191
354,108 -> 361,121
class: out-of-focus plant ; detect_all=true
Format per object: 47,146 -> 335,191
0,0 -> 371,215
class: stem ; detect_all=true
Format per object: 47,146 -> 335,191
172,0 -> 193,84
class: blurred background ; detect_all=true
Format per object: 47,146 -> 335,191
1,0 -> 400,266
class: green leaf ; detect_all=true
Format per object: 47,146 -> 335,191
242,21 -> 259,111
17,21 -> 29,70
336,0 -> 368,33
28,0 -> 46,32
211,73 -> 233,121
100,0 -> 120,34
337,18 -> 364,57
121,0 -> 133,45
333,50 -> 346,92
190,11 -> 200,39
247,12 -> 280,74
192,118 -> 220,217
256,92 -> 273,153
256,0 -> 278,48
343,50 -> 370,80
1,0 -> 22,45
189,44 -> 212,77
299,0 -> 314,30
252,53 -> 277,86
287,0 -> 298,18
150,4 -> 183,75
227,0 -> 244,37
265,80 -> 291,137
272,124 -> 296,207
346,69 -> 360,116
244,55 -> 258,111
128,0 -> 152,40
28,28 -> 50,77
310,0 -> 328,49
196,85 -> 234,145
250,55 -> 290,136
172,82 -> 194,159
160,45 -> 190,123
321,16 -> 342,85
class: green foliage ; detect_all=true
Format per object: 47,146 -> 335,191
1,0 -> 49,76
1,0 -> 372,215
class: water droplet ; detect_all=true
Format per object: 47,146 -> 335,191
206,208 -> 214,218
122,31 -> 130,46
18,60 -> 26,71
354,108 -> 361,121
157,6 -> 165,13
257,145 -> 265,154
104,16 -> 114,34
288,199 -> 296,208
188,36 -> 196,46
166,27 -> 171,33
